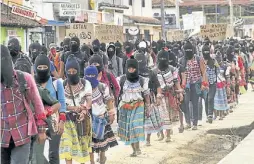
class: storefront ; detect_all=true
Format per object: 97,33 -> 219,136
1,3 -> 41,52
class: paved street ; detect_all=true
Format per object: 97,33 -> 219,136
44,90 -> 254,164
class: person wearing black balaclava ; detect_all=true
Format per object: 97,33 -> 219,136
92,39 -> 108,69
156,49 -> 183,141
134,52 -> 163,145
100,42 -> 106,53
1,44 -> 47,164
29,42 -> 42,63
118,56 -> 150,157
179,41 -> 207,130
60,36 -> 88,78
115,41 -> 124,58
8,38 -> 33,72
202,45 -> 218,123
107,43 -> 123,77
63,38 -> 71,52
136,41 -> 154,68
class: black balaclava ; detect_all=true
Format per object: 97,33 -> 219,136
126,56 -> 139,83
172,43 -> 179,56
92,39 -> 100,53
34,54 -> 51,84
41,45 -> 48,55
100,43 -> 106,52
157,40 -> 166,51
89,54 -> 104,73
81,44 -> 91,57
184,41 -> 194,60
234,43 -> 240,54
65,55 -> 80,85
215,50 -> 223,64
29,42 -> 42,63
70,36 -> 80,53
157,49 -> 169,71
115,41 -> 122,57
202,45 -> 211,60
107,44 -> 116,59
249,43 -> 254,53
124,41 -> 133,54
241,46 -> 247,55
226,45 -> 234,62
152,41 -> 158,54
168,51 -> 177,67
135,52 -> 149,77
8,38 -> 21,57
204,37 -> 210,46
134,40 -> 140,51
1,45 -> 14,87
229,38 -> 235,46
63,38 -> 71,52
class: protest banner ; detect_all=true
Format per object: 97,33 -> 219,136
167,30 -> 185,41
95,25 -> 123,43
65,23 -> 95,44
200,24 -> 227,41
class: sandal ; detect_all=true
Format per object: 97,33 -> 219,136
136,149 -> 142,155
157,135 -> 164,141
145,141 -> 151,146
130,152 -> 137,157
178,126 -> 184,133
165,137 -> 172,142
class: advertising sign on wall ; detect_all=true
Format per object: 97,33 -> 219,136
59,3 -> 81,17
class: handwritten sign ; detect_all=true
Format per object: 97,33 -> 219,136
200,24 -> 227,41
95,25 -> 123,43
65,23 -> 95,44
59,3 -> 81,16
167,30 -> 184,41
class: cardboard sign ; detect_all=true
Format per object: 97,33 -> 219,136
65,23 -> 95,44
95,25 -> 123,43
59,3 -> 81,16
200,24 -> 227,41
11,5 -> 37,20
167,30 -> 184,41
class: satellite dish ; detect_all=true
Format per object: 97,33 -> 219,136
128,27 -> 139,36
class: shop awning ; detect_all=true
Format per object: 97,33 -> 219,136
1,3 -> 41,28
124,15 -> 161,25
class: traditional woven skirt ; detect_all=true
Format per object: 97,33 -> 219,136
164,90 -> 179,122
144,104 -> 163,134
158,98 -> 171,130
59,121 -> 92,163
92,124 -> 118,153
118,101 -> 145,145
214,82 -> 229,111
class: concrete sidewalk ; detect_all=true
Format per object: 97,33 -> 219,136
45,90 -> 254,164
218,130 -> 254,164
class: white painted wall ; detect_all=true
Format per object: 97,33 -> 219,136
123,0 -> 153,17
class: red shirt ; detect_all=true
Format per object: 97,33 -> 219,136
100,71 -> 120,97
1,71 -> 46,147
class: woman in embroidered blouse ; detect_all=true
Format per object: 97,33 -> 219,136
118,56 -> 151,157
84,66 -> 118,164
156,50 -> 183,142
59,55 -> 92,164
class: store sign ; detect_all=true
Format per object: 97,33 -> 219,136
11,5 -> 37,20
59,3 -> 81,17
7,30 -> 17,36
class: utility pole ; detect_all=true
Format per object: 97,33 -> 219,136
229,0 -> 233,26
175,0 -> 180,29
161,0 -> 166,40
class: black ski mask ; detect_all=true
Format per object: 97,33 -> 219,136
34,54 -> 51,84
226,45 -> 234,62
29,42 -> 42,63
65,55 -> 80,85
70,37 -> 80,52
234,43 -> 240,54
107,45 -> 116,59
124,41 -> 133,54
168,51 -> 177,67
92,39 -> 100,53
100,43 -> 106,52
202,45 -> 211,60
152,41 -> 158,54
115,41 -> 122,56
157,50 -> 169,71
249,44 -> 254,53
135,52 -> 149,77
126,56 -> 139,83
184,41 -> 194,60
63,38 -> 71,52
8,38 -> 20,57
89,54 -> 104,73
1,45 -> 14,87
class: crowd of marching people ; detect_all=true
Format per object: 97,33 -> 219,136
1,35 -> 254,164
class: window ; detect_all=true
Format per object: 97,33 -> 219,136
129,0 -> 132,6
142,0 -> 145,7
